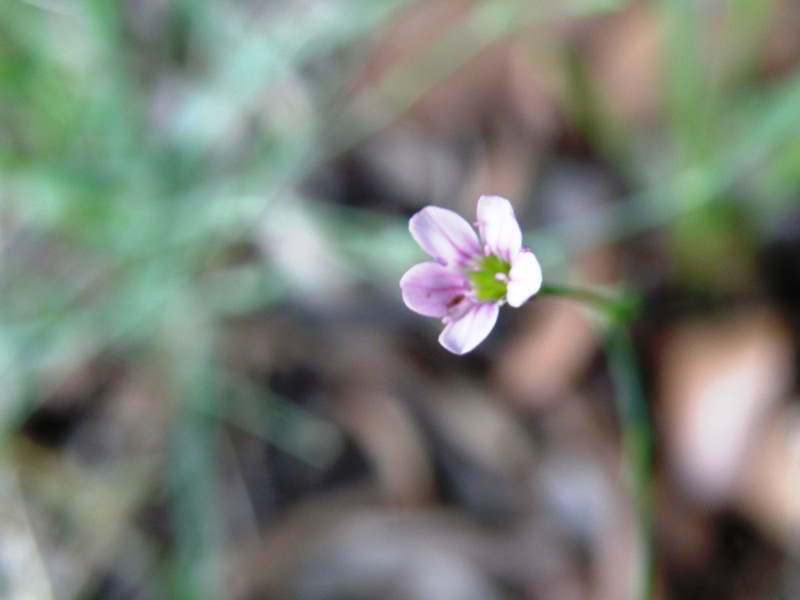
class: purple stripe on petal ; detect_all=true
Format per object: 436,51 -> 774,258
476,195 -> 522,261
409,206 -> 481,266
438,301 -> 499,354
400,262 -> 469,318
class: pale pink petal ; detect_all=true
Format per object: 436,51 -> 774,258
438,302 -> 499,355
475,195 -> 522,260
506,250 -> 543,307
400,262 -> 469,317
409,206 -> 481,267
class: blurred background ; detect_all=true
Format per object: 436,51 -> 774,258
2,0 -> 800,598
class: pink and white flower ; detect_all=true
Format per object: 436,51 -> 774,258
400,195 -> 543,354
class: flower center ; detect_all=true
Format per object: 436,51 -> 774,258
468,254 -> 511,302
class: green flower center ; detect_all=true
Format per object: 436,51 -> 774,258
468,254 -> 511,302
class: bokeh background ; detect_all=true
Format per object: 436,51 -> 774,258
3,0 -> 800,598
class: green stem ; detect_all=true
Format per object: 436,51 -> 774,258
604,324 -> 654,600
540,282 -> 653,599
538,282 -> 640,323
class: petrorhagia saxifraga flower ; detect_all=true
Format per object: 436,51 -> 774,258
400,195 -> 543,354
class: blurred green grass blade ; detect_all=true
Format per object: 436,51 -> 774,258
167,324 -> 222,600
660,0 -> 709,161
157,0 -> 414,177
659,0 -> 782,169
722,0 -> 778,81
207,375 -> 343,469
326,0 -> 631,158
725,72 -> 800,177
538,66 -> 800,256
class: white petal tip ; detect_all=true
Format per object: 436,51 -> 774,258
437,303 -> 499,354
506,251 -> 543,307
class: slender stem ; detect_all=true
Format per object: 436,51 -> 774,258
540,282 -> 653,599
539,282 -> 615,304
538,282 -> 640,323
604,324 -> 654,600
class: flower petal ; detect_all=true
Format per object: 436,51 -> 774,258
409,206 -> 481,267
438,302 -> 499,354
506,250 -> 543,307
475,195 -> 522,261
400,262 -> 469,317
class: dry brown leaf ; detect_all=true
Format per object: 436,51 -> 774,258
577,3 -> 664,127
334,383 -> 435,507
762,0 -> 800,77
658,307 -> 793,507
494,297 -> 599,405
735,404 -> 800,545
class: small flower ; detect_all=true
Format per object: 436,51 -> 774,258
400,195 -> 543,354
